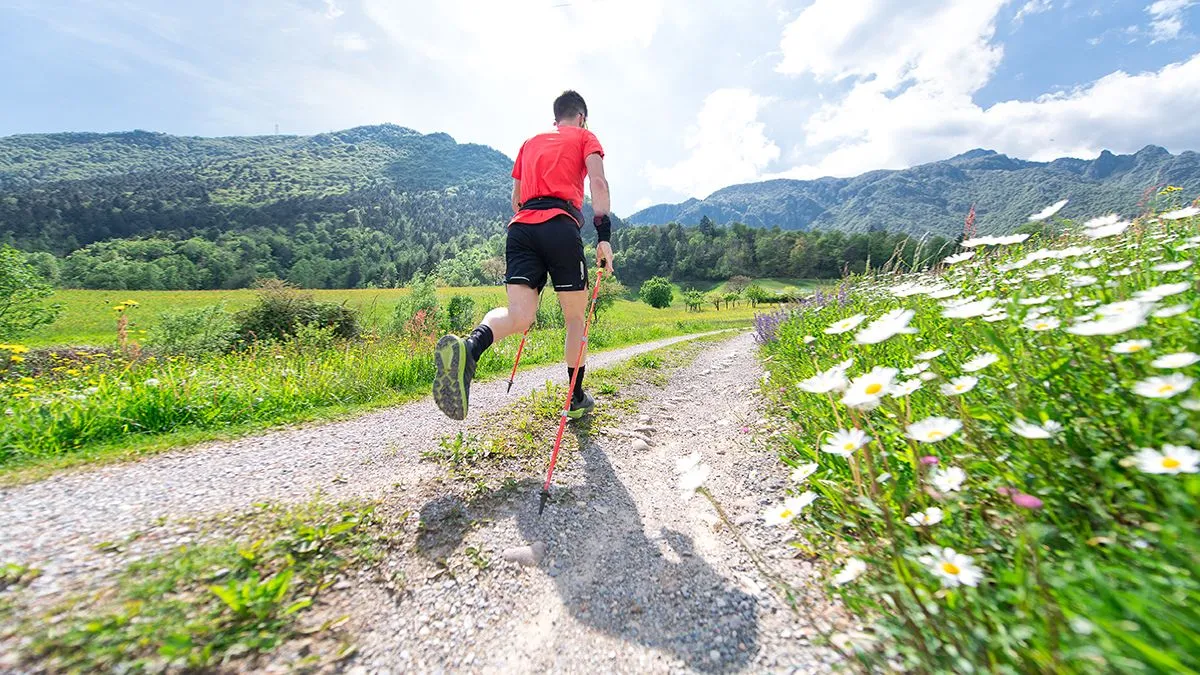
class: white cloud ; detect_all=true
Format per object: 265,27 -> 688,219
323,0 -> 344,20
1014,0 -> 1052,23
644,88 -> 780,198
1147,0 -> 1195,41
332,32 -> 368,52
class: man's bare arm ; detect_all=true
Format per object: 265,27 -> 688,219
511,179 -> 521,214
585,153 -> 610,216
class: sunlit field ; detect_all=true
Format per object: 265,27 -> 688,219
755,204 -> 1200,672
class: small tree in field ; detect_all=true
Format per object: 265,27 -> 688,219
0,246 -> 62,339
708,292 -> 723,311
723,291 -> 741,309
745,283 -> 769,307
683,289 -> 705,312
639,276 -> 674,309
726,275 -> 752,294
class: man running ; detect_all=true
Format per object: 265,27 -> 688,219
433,90 -> 614,421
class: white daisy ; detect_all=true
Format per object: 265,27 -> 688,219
825,313 -> 867,335
916,349 -> 944,360
790,462 -> 818,483
855,310 -> 917,345
1137,282 -> 1191,302
1130,445 -> 1199,474
940,376 -> 978,396
1161,206 -> 1200,220
1152,352 -> 1200,369
942,298 -> 998,319
982,311 -> 1010,323
1084,214 -> 1121,229
1132,374 -> 1195,399
961,353 -> 1000,372
1030,199 -> 1068,221
903,362 -> 930,377
928,287 -> 962,300
1068,310 -> 1149,336
763,492 -> 818,525
1110,340 -> 1151,354
919,547 -> 984,588
1085,222 -> 1130,240
905,507 -> 945,527
1180,398 -> 1200,411
678,463 -> 711,500
1009,419 -> 1062,439
1072,259 -> 1103,270
798,367 -> 849,394
821,428 -> 871,456
832,558 -> 867,586
943,251 -> 976,265
907,417 -> 963,444
930,466 -> 967,492
1152,260 -> 1193,272
1068,275 -> 1098,288
840,367 -> 899,409
1023,316 -> 1060,331
1019,295 -> 1050,306
674,452 -> 703,474
890,379 -> 923,397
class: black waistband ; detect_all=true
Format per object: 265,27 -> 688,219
518,196 -> 583,226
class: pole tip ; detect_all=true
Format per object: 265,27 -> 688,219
538,489 -> 550,515
506,380 -> 514,393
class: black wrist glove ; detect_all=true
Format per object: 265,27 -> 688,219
593,214 -> 612,243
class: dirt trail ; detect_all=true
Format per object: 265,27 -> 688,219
337,332 -> 843,674
0,332 -> 730,591
1,330 -> 846,673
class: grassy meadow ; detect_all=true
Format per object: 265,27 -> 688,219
754,206 -> 1200,672
0,277 -> 781,480
33,284 -> 772,347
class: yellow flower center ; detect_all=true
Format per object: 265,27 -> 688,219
1129,345 -> 1144,352
843,442 -> 856,451
1035,322 -> 1048,329
865,383 -> 883,395
780,509 -> 794,520
1158,384 -> 1176,395
1163,457 -> 1181,469
941,562 -> 960,576
928,431 -> 945,440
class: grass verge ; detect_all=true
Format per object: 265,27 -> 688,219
2,500 -> 392,673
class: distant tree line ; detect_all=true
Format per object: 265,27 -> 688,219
18,213 -> 952,291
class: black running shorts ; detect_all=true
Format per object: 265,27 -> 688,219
504,214 -> 588,293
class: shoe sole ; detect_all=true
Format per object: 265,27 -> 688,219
566,401 -> 594,420
433,335 -> 468,420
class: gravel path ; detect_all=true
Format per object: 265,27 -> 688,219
337,331 -> 845,674
0,331 -> 730,597
2,330 -> 848,673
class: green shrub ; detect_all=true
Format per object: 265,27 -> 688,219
744,283 -> 769,307
0,245 -> 62,339
149,305 -> 239,357
392,274 -> 440,336
639,277 -> 673,309
445,295 -> 477,333
234,280 -> 359,343
683,289 -> 705,312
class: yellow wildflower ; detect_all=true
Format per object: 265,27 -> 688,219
10,355 -> 24,364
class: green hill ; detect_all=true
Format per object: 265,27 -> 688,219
629,146 -> 1200,236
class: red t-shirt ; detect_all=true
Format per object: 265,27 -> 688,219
510,125 -> 604,226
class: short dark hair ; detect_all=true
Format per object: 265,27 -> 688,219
553,90 -> 588,122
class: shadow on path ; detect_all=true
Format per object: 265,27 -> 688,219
415,423 -> 759,672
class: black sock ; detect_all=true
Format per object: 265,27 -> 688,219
568,365 -> 586,401
465,324 -> 493,362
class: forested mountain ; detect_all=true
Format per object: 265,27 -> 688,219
4,126 -> 1191,291
629,146 -> 1200,235
0,125 -> 522,288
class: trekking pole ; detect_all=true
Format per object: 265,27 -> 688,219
506,329 -> 529,393
538,260 -> 606,515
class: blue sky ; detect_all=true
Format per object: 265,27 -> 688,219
2,0 -> 1199,213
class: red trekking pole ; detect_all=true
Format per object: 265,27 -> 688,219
506,329 -> 529,393
538,260 -> 606,515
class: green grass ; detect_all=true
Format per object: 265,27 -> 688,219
8,500 -> 383,673
757,214 -> 1200,673
31,285 -> 766,347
